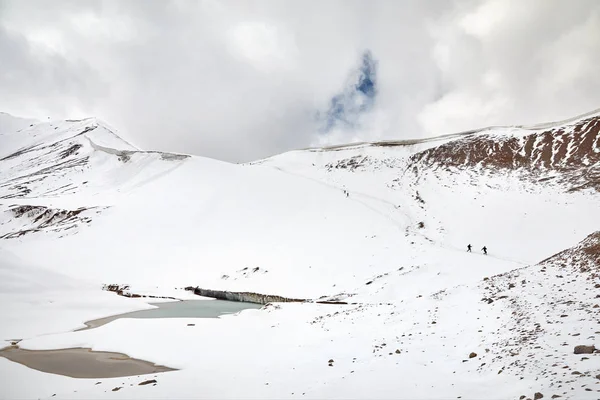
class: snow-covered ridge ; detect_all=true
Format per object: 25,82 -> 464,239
257,109 -> 599,195
0,118 -> 190,201
0,112 -> 38,135
297,107 -> 600,154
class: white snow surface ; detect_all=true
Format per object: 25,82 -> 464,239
0,114 -> 599,399
0,112 -> 38,135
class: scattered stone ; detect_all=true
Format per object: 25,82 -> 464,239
138,379 -> 157,386
395,349 -> 401,354
571,371 -> 581,375
574,345 -> 595,354
112,387 -> 122,392
520,396 -> 526,400
551,395 -> 561,399
365,281 -> 373,285
95,382 -> 101,385
187,324 -> 195,326
469,352 -> 477,359
534,392 -> 543,400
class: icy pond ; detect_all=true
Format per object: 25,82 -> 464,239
79,299 -> 263,330
0,300 -> 261,378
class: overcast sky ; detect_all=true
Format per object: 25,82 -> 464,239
1,0 -> 599,162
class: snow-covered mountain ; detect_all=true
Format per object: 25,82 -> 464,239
0,110 -> 599,399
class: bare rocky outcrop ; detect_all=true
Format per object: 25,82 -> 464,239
185,286 -> 305,305
1,204 -> 103,239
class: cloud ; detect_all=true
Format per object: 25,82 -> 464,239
0,23 -> 106,118
419,0 -> 600,133
318,50 -> 378,134
0,0 -> 599,162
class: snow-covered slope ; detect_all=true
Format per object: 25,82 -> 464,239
0,117 -> 189,238
0,110 -> 599,399
0,112 -> 38,135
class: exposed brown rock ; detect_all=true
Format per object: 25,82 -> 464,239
409,116 -> 600,192
574,345 -> 596,354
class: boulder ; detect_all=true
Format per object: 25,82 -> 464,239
573,345 -> 595,354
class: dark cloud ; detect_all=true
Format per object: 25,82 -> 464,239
0,0 -> 599,162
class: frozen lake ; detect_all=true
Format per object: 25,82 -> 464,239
79,299 -> 263,330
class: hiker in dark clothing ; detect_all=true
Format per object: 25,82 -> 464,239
482,246 -> 487,255
467,244 -> 472,252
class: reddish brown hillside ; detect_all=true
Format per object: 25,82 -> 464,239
410,116 -> 600,191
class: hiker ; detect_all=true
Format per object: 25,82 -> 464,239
482,246 -> 487,255
467,244 -> 472,252
346,191 -> 349,198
